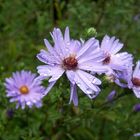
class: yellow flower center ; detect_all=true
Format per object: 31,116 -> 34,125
19,85 -> 29,94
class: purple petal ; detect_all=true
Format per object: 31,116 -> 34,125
78,49 -> 105,64
66,70 -> 76,84
79,62 -> 108,73
49,67 -> 64,82
133,88 -> 140,98
37,65 -> 64,81
43,81 -> 56,96
70,83 -> 78,106
109,39 -> 123,55
37,49 -> 61,65
101,35 -> 115,52
64,26 -> 70,43
77,70 -> 100,92
76,38 -> 99,59
74,70 -> 100,98
133,61 -> 140,77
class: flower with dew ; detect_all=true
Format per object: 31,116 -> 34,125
100,35 -> 133,87
37,27 -> 108,106
5,70 -> 45,109
131,61 -> 140,98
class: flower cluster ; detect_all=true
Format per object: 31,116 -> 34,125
4,27 -> 140,109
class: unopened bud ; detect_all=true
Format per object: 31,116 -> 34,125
133,104 -> 140,112
106,90 -> 116,102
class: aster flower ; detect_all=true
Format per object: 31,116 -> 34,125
37,27 -> 108,106
131,61 -> 140,98
5,70 -> 44,109
100,35 -> 133,87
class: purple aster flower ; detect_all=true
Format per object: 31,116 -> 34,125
131,61 -> 140,98
37,27 -> 108,106
5,70 -> 44,109
101,35 -> 133,73
100,35 -> 133,87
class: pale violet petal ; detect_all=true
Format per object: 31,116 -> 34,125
69,83 -> 78,106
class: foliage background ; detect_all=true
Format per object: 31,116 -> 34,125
0,0 -> 140,139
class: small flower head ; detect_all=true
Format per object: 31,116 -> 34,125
131,61 -> 140,98
5,70 -> 44,109
100,35 -> 133,88
100,35 -> 133,74
37,27 -> 108,106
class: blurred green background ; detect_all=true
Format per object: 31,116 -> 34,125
0,0 -> 140,140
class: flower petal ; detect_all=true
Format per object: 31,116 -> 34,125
64,26 -> 70,43
133,61 -> 140,78
133,87 -> 140,98
43,81 -> 57,96
66,70 -> 76,84
37,49 -> 60,65
78,62 -> 108,73
69,83 -> 78,106
101,35 -> 113,52
76,38 -> 99,59
74,70 -> 100,98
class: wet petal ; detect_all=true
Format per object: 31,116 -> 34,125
64,26 -> 70,43
133,61 -> 140,77
75,70 -> 100,98
43,81 -> 57,96
133,87 -> 140,98
66,70 -> 76,84
79,62 -> 108,73
70,83 -> 78,106
76,38 -> 99,59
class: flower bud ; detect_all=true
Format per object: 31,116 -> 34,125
133,104 -> 140,112
106,90 -> 116,102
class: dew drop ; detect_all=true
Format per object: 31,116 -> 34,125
65,47 -> 69,52
33,99 -> 37,103
77,82 -> 81,87
86,88 -> 93,94
67,42 -> 70,46
26,101 -> 31,106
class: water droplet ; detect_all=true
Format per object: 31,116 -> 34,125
59,53 -> 63,56
51,63 -> 55,66
86,88 -> 93,94
67,42 -> 70,46
65,47 -> 69,52
26,101 -> 31,106
77,82 -> 81,87
33,99 -> 37,103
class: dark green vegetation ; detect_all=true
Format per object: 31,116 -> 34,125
0,0 -> 140,139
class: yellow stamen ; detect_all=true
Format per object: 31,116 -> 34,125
19,85 -> 29,94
